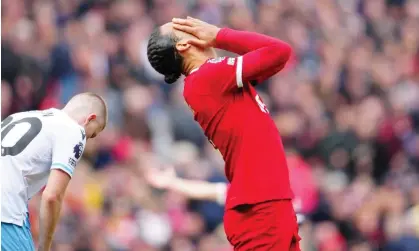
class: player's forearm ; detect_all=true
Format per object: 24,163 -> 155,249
240,44 -> 291,83
169,178 -> 221,202
215,28 -> 290,56
216,28 -> 291,83
38,194 -> 63,251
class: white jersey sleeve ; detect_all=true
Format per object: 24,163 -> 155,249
214,183 -> 227,205
50,124 -> 86,177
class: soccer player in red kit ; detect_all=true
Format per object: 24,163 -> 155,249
147,17 -> 300,250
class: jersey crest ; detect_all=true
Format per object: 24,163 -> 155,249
80,129 -> 86,140
208,57 -> 225,64
227,58 -> 235,65
73,142 -> 84,159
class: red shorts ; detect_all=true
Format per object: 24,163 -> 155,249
224,199 -> 301,251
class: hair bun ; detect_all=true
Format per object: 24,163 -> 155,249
164,72 -> 181,84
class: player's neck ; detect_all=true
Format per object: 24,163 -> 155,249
183,48 -> 217,75
184,58 -> 207,75
61,107 -> 84,126
184,55 -> 211,76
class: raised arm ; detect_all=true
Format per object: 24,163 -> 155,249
215,28 -> 291,84
172,17 -> 291,84
215,28 -> 289,56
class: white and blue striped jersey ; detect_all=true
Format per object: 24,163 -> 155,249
1,108 -> 86,226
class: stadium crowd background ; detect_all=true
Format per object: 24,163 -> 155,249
2,0 -> 419,250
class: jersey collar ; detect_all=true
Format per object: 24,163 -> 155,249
53,108 -> 86,134
189,67 -> 200,74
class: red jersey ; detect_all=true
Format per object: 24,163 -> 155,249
183,28 -> 293,209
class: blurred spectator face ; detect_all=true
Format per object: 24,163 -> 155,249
170,237 -> 195,251
275,111 -> 305,140
228,7 -> 254,30
287,20 -> 310,54
349,242 -> 373,251
108,0 -> 144,29
406,0 -> 419,18
365,0 -> 386,21
72,44 -> 93,75
334,105 -> 355,131
353,96 -> 385,140
123,85 -> 153,116
355,207 -> 379,237
34,1 -> 57,47
269,74 -> 296,107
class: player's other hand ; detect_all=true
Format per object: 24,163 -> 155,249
145,165 -> 176,189
172,16 -> 220,48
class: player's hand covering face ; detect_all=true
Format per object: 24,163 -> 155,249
172,17 -> 220,49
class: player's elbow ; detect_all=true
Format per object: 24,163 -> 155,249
272,42 -> 292,65
282,43 -> 292,61
42,191 -> 63,204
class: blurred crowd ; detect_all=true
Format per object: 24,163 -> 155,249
2,0 -> 419,250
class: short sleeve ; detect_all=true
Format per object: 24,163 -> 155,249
200,57 -> 245,94
50,125 -> 86,178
